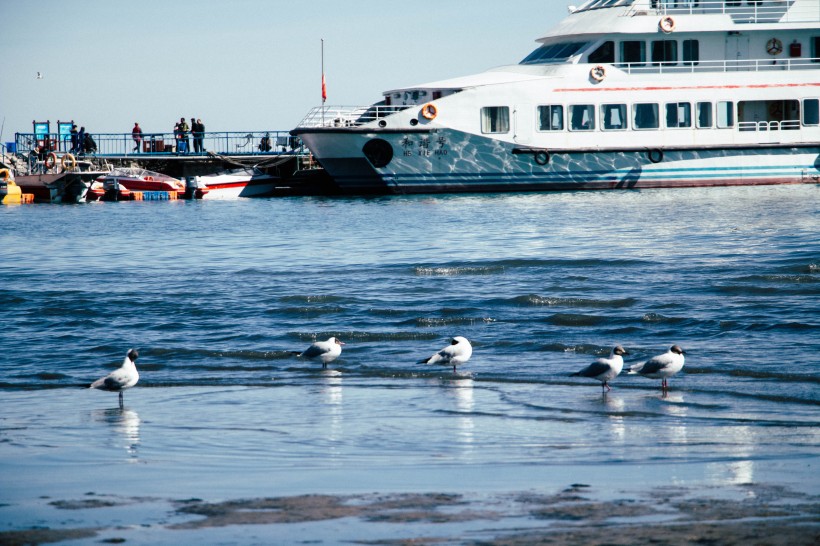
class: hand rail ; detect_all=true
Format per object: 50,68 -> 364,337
13,130 -> 308,158
625,1 -> 816,24
615,56 -> 820,74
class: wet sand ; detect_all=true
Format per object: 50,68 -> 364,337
2,483 -> 817,545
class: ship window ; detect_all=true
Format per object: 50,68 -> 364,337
520,42 -> 589,64
569,105 -> 596,131
717,101 -> 734,128
813,37 -> 820,62
803,99 -> 819,126
588,41 -> 615,64
621,41 -> 646,66
537,105 -> 564,131
651,40 -> 678,66
481,106 -> 510,134
633,103 -> 659,130
666,102 -> 692,128
683,40 -> 700,66
696,102 -> 713,128
601,104 -> 628,130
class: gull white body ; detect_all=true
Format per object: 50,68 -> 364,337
629,345 -> 686,391
421,336 -> 473,373
90,349 -> 139,406
299,337 -> 345,368
571,345 -> 628,392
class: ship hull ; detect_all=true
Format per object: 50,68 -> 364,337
296,129 -> 820,194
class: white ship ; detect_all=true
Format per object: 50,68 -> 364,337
293,0 -> 820,193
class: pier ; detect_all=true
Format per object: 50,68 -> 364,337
1,129 -> 335,197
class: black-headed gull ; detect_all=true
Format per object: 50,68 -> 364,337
571,345 -> 628,392
419,336 -> 473,373
299,337 -> 345,368
628,345 -> 686,392
90,349 -> 139,406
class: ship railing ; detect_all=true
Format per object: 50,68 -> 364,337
617,56 -> 820,73
738,119 -> 801,131
627,0 -> 818,24
296,105 -> 414,128
12,130 -> 307,158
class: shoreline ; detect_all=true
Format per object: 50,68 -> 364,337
1,481 -> 817,545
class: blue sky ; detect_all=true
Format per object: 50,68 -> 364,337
0,0 -> 563,139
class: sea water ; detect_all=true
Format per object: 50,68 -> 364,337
0,186 -> 818,521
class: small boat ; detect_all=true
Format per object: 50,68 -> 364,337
13,172 -> 101,203
98,167 -> 184,194
185,168 -> 279,199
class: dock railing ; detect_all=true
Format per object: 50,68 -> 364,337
13,130 -> 307,159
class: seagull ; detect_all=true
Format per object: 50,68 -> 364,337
419,336 -> 473,374
90,349 -> 139,407
628,345 -> 686,392
36,71 -> 43,79
571,345 -> 629,392
298,337 -> 345,368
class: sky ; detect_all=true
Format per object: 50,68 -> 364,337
0,0 -> 565,140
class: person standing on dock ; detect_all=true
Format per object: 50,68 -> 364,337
179,117 -> 190,154
132,122 -> 143,153
70,125 -> 79,154
192,118 -> 205,153
77,127 -> 86,155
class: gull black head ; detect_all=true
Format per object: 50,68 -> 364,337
127,349 -> 139,361
333,337 -> 345,346
671,345 -> 686,355
613,345 -> 629,356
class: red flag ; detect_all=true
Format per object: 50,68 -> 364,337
321,73 -> 327,102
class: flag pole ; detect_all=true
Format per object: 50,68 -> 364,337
321,39 -> 325,126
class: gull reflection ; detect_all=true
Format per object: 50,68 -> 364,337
320,370 -> 343,448
659,393 -> 689,449
94,407 -> 140,461
602,393 -> 626,442
443,377 -> 475,459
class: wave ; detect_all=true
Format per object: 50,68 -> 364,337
687,366 -> 820,384
413,265 -> 505,276
405,317 -> 497,327
411,258 -> 649,277
545,313 -> 608,327
505,295 -> 637,309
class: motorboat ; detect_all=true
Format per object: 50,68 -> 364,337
292,0 -> 820,193
97,167 -> 185,195
185,168 -> 280,199
12,154 -> 108,203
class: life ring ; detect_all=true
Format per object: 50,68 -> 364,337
44,152 -> 57,170
647,149 -> 664,163
0,168 -> 10,182
534,151 -> 550,166
61,153 -> 76,171
144,175 -> 154,182
766,38 -> 783,56
590,65 -> 606,82
421,103 -> 438,120
659,16 -> 675,33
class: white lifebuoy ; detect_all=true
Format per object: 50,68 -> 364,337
421,103 -> 438,120
61,153 -> 76,171
590,65 -> 606,82
659,16 -> 675,33
766,38 -> 783,56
